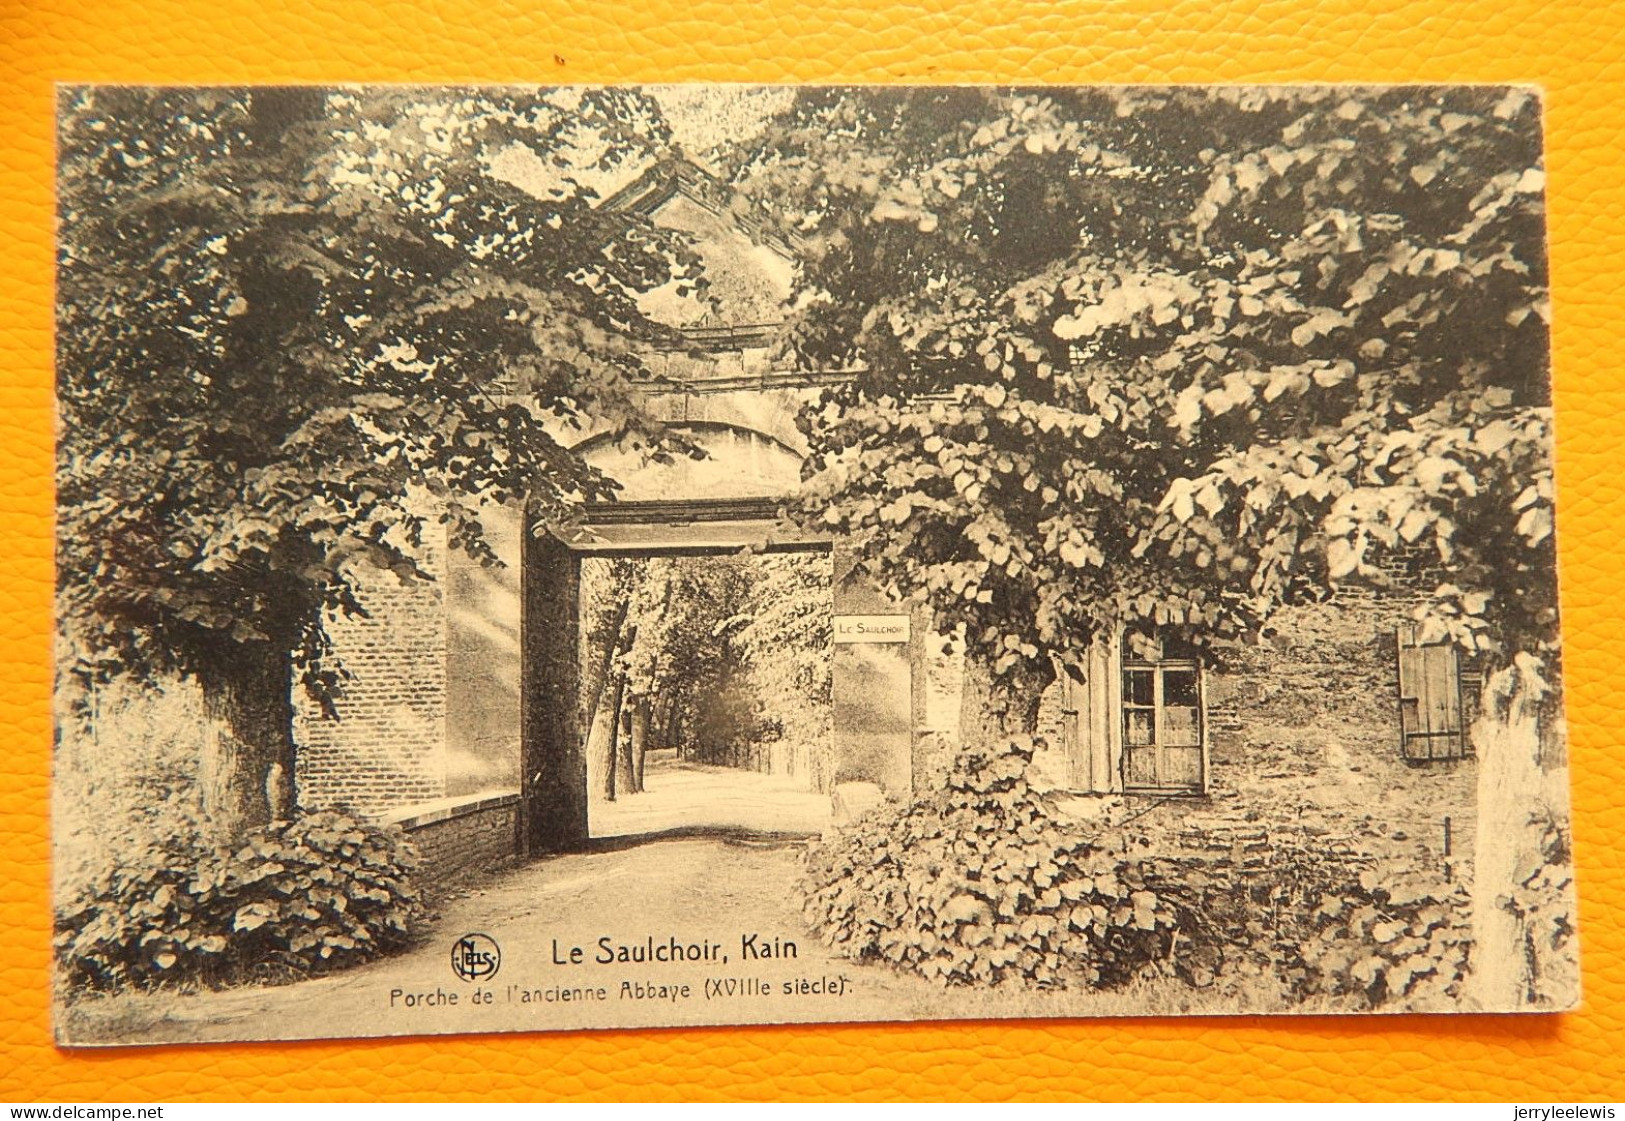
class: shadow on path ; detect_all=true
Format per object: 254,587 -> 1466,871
580,825 -> 820,855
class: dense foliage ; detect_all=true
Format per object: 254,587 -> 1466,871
55,810 -> 422,993
733,87 -> 1554,699
726,553 -> 835,763
1149,835 -> 1473,1009
1300,868 -> 1473,1008
802,738 -> 1472,1007
57,86 -> 700,829
800,739 -> 1185,988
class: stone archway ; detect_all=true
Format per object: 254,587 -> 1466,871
515,423 -> 930,855
516,504 -> 833,855
573,420 -> 808,504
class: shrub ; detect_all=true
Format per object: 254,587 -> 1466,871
801,737 -> 1472,1008
799,738 -> 1186,989
1297,867 -> 1472,1007
1146,838 -> 1472,1008
55,809 -> 423,993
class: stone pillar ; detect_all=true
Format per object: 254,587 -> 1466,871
829,547 -> 915,801
520,514 -> 588,855
908,600 -> 933,795
444,501 -> 522,798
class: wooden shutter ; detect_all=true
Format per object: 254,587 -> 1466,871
1057,632 -> 1121,793
1396,626 -> 1468,761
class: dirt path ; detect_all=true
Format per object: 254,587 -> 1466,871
62,761 -> 928,1045
63,760 -> 1181,1046
589,750 -> 831,838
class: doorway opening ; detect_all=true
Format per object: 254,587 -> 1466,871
577,551 -> 835,842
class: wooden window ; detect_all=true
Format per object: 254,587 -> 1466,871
1396,625 -> 1470,761
1121,633 -> 1206,794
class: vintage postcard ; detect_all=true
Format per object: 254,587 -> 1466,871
52,83 -> 1576,1046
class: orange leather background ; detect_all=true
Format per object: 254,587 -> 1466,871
4,0 -> 1623,1102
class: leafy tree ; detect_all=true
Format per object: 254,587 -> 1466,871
730,552 -> 834,772
580,557 -> 750,795
57,86 -> 700,834
579,553 -> 832,792
734,86 -> 1565,1006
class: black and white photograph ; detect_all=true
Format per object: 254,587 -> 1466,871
51,83 -> 1577,1046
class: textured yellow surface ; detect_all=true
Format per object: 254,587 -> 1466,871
4,0 -> 1623,1102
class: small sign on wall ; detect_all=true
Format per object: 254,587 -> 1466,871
833,614 -> 911,644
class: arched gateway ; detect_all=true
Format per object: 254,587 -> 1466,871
509,158 -> 942,853
519,382 -> 929,854
293,160 -> 951,873
291,158 -> 1243,876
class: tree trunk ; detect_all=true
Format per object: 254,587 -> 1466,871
580,597 -> 630,738
196,639 -> 296,837
600,669 -> 626,801
584,692 -> 613,800
661,696 -> 684,757
957,653 -> 1052,746
616,695 -> 640,795
649,695 -> 671,751
582,600 -> 629,804
632,698 -> 650,789
1470,666 -> 1578,1010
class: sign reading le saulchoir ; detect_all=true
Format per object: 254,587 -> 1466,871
832,615 -> 911,644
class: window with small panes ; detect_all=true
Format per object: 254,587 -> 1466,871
1121,632 -> 1207,795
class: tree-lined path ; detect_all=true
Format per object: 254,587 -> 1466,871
589,750 -> 831,839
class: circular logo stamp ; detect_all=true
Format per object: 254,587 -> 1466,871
450,933 -> 501,982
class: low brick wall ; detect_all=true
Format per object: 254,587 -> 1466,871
383,792 -> 521,892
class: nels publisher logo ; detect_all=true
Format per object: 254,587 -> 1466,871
451,933 -> 501,982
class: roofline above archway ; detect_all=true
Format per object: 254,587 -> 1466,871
571,418 -> 806,463
582,495 -> 788,524
545,497 -> 831,555
634,366 -> 862,393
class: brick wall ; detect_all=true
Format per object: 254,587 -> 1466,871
386,794 -> 520,892
917,587 -> 1476,879
294,542 -> 449,817
1206,592 -> 1412,748
1194,589 -> 1477,882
